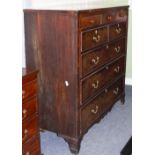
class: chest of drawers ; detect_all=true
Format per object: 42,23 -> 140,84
24,6 -> 129,154
22,68 -> 41,155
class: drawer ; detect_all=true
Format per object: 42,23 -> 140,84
81,38 -> 126,76
22,97 -> 38,120
81,26 -> 108,52
81,77 -> 124,132
102,9 -> 116,24
109,22 -> 127,41
81,98 -> 100,133
22,115 -> 39,143
115,8 -> 128,22
103,77 -> 124,109
79,14 -> 102,29
102,8 -> 128,24
23,135 -> 40,155
22,80 -> 37,100
81,57 -> 125,102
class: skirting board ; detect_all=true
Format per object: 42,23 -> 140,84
125,78 -> 132,85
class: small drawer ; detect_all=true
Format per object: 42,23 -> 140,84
81,26 -> 108,52
81,38 -> 126,76
102,9 -> 116,24
81,77 -> 124,132
22,135 -> 40,155
22,115 -> 39,143
79,14 -> 102,29
22,80 -> 37,100
109,22 -> 127,41
115,8 -> 128,21
22,97 -> 38,120
81,57 -> 125,102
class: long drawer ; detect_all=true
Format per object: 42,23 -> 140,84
22,80 -> 37,101
22,97 -> 38,121
81,37 -> 126,76
22,115 -> 39,143
22,135 -> 40,155
81,77 -> 124,132
81,57 -> 125,103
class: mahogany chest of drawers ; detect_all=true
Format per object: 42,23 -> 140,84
22,68 -> 41,155
24,6 -> 129,154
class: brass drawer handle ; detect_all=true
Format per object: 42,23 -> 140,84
115,27 -> 122,34
114,66 -> 120,73
26,152 -> 30,155
113,87 -> 119,95
22,90 -> 26,98
114,46 -> 120,53
106,45 -> 109,49
22,109 -> 27,119
93,30 -> 101,43
107,15 -> 112,21
104,88 -> 108,93
93,35 -> 101,43
92,56 -> 100,65
92,80 -> 99,89
89,19 -> 95,24
119,13 -> 125,18
119,10 -> 125,17
23,129 -> 28,141
91,105 -> 99,114
105,66 -> 109,70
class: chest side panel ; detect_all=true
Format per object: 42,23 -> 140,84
24,10 -> 79,138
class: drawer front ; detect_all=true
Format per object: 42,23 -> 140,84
102,8 -> 128,24
81,98 -> 100,133
102,9 -> 116,24
103,77 -> 124,109
81,57 -> 125,102
22,80 -> 37,100
79,14 -> 102,29
81,77 -> 124,132
23,148 -> 40,155
23,135 -> 40,155
109,22 -> 127,41
115,8 -> 128,22
81,38 -> 126,76
81,26 -> 108,51
22,97 -> 38,120
22,115 -> 38,143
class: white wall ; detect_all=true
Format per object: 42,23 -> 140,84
23,0 -> 128,8
23,0 -> 96,8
